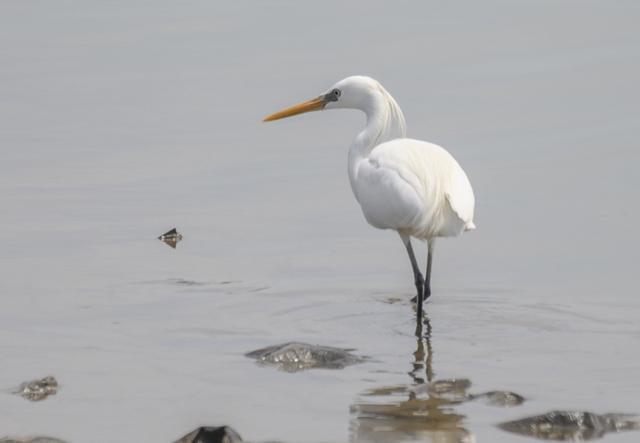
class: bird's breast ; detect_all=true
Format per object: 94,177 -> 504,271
350,157 -> 426,232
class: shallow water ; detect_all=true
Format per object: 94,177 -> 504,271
1,1 -> 639,442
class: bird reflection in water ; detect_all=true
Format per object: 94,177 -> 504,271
350,317 -> 475,443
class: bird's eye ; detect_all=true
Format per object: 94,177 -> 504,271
324,88 -> 341,102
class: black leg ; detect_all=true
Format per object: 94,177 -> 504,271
401,235 -> 424,334
424,240 -> 434,301
402,237 -> 424,304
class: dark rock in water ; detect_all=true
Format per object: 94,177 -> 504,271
246,342 -> 365,372
14,376 -> 58,401
173,426 -> 242,443
0,438 -> 67,443
158,227 -> 183,249
499,410 -> 640,440
470,390 -> 525,407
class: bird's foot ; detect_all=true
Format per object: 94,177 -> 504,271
411,287 -> 431,304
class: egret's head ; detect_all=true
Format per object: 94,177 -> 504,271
263,75 -> 382,122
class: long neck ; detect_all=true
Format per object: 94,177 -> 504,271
348,86 -> 407,188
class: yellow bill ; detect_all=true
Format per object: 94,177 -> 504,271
263,96 -> 326,122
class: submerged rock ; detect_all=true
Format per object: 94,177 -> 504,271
14,376 -> 58,401
470,390 -> 525,407
246,342 -> 365,372
499,410 -> 640,440
173,426 -> 242,443
0,438 -> 67,443
421,378 -> 525,408
426,378 -> 472,402
425,379 -> 524,407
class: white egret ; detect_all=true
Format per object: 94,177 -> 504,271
264,76 -> 475,330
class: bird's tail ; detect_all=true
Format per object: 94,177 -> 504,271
464,221 -> 476,231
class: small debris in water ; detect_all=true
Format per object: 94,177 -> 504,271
0,438 -> 68,443
246,342 -> 366,372
470,390 -> 525,407
173,426 -> 243,443
158,227 -> 183,249
498,410 -> 640,440
14,376 -> 58,401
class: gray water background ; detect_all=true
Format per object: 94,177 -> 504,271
1,1 -> 639,442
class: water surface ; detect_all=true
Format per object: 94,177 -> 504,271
1,1 -> 639,442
